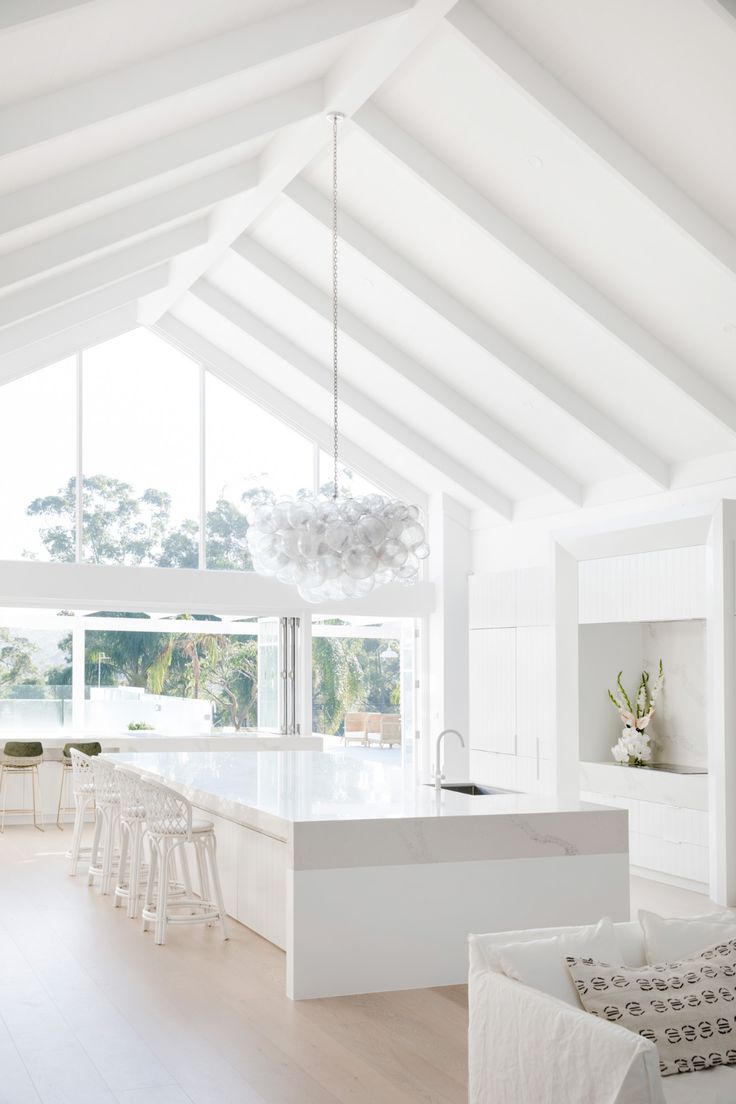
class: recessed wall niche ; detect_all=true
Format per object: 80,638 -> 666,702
578,620 -> 706,769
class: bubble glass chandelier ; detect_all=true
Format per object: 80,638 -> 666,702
246,113 -> 429,603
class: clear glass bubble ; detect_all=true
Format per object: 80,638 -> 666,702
357,515 -> 386,548
414,541 -> 430,560
343,545 -> 378,580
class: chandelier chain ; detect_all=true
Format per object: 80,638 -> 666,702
332,113 -> 339,500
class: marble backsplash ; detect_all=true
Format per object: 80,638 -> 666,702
641,620 -> 706,768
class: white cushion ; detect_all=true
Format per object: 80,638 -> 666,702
640,909 -> 736,964
494,917 -> 621,1007
566,938 -> 736,1078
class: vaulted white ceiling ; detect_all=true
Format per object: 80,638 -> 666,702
2,0 -> 735,524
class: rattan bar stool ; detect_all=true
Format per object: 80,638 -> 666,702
140,778 -> 228,945
88,757 -> 120,895
0,741 -> 44,832
68,747 -> 99,874
57,742 -> 101,830
113,766 -> 148,919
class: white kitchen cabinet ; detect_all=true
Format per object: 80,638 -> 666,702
515,626 -> 554,760
578,546 -> 706,623
469,628 -> 516,754
469,566 -> 551,629
581,789 -> 709,886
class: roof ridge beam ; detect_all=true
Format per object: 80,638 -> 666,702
191,278 -> 514,518
154,314 -> 428,510
446,0 -> 736,280
0,0 -> 410,159
0,83 -> 323,251
285,177 -> 670,489
231,234 -> 582,506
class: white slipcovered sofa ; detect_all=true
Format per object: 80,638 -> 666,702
469,920 -> 736,1104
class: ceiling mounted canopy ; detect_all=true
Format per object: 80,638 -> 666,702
246,113 -> 429,602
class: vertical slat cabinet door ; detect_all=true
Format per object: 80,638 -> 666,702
515,626 -> 555,761
469,628 -> 516,755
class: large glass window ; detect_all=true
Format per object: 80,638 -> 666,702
0,359 -> 77,562
312,615 -> 416,761
82,331 -> 200,566
318,449 -> 382,498
204,373 -> 314,570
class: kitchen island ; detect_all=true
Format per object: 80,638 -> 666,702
106,749 -> 629,999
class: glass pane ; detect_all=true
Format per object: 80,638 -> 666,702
82,330 -> 200,566
0,358 -> 76,561
204,372 -> 314,570
0,617 -> 73,733
312,616 -> 408,761
318,449 -> 381,498
83,616 -> 261,733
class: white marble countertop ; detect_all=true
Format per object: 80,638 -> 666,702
104,750 -> 628,868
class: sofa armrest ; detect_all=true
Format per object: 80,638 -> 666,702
468,943 -> 665,1104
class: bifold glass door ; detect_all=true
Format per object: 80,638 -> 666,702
257,616 -> 301,734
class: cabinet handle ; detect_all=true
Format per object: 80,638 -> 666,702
514,733 -> 518,756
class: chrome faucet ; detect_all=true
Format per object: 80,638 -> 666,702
434,729 -> 465,794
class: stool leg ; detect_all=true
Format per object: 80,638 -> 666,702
206,833 -> 228,941
56,764 -> 65,830
142,837 -> 157,933
100,808 -> 117,895
127,823 -> 143,920
69,793 -> 87,875
31,766 -> 44,832
195,838 -> 210,904
88,809 -> 103,886
115,820 -> 129,909
178,843 -> 193,899
154,838 -> 171,945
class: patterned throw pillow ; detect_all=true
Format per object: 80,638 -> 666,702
565,939 -> 736,1077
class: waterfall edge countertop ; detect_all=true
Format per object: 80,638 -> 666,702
103,749 -> 630,998
103,749 -> 627,867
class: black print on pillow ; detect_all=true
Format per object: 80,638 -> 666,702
565,938 -> 736,1077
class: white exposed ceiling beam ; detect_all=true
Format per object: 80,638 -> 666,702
191,278 -> 513,518
446,0 -> 736,281
0,219 -> 208,330
0,266 -> 168,357
140,0 -> 461,325
0,83 -> 323,251
0,0 -> 94,29
0,0 -> 409,159
286,178 -> 670,489
0,159 -> 257,295
0,303 -> 137,387
231,234 -> 583,506
154,314 -> 427,510
356,104 -> 736,441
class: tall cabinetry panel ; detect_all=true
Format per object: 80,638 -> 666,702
469,568 -> 554,793
468,628 -> 515,754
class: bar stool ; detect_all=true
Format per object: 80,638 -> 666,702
88,757 -> 120,895
140,778 -> 228,945
68,748 -> 97,874
56,742 -> 101,829
0,741 -> 44,832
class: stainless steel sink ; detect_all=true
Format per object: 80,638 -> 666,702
424,781 -> 516,795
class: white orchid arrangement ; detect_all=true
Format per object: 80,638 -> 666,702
608,660 -> 664,767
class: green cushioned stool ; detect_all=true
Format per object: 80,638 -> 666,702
0,740 -> 45,832
57,742 -> 102,829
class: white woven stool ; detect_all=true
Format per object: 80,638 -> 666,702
68,748 -> 97,874
113,766 -> 147,919
139,778 -> 228,946
88,757 -> 120,895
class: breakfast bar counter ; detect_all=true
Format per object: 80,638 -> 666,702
107,749 -> 630,999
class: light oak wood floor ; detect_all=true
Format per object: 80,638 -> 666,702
0,826 -> 468,1104
0,827 -> 713,1104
